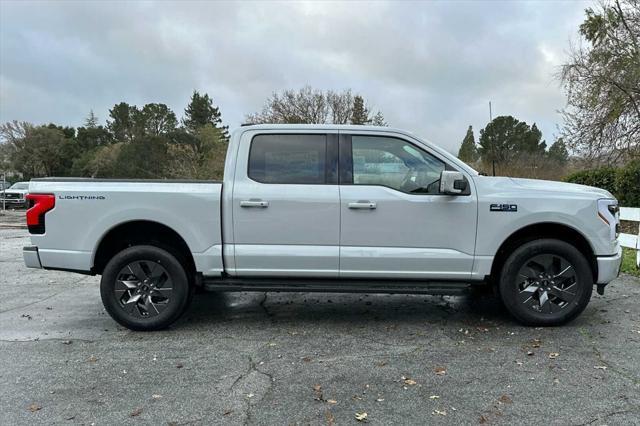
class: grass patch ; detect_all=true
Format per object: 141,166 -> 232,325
621,247 -> 640,277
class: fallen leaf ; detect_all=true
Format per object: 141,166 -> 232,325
88,355 -> 98,363
223,409 -> 233,416
28,404 -> 41,412
130,407 -> 143,417
376,361 -> 388,367
327,399 -> 337,404
432,409 -> 447,416
549,352 -> 559,359
498,394 -> 513,404
479,414 -> 489,424
65,415 -> 75,420
434,367 -> 447,376
404,378 -> 417,385
313,384 -> 323,401
302,356 -> 312,363
531,339 -> 542,348
326,410 -> 335,425
355,412 -> 368,422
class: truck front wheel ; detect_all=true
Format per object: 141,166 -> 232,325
499,239 -> 593,326
100,245 -> 192,331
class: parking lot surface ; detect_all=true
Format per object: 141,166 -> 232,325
1,226 -> 639,425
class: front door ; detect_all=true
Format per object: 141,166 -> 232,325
339,133 -> 477,280
231,131 -> 340,277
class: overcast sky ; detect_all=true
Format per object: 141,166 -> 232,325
0,0 -> 589,152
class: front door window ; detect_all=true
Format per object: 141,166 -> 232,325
352,135 -> 445,194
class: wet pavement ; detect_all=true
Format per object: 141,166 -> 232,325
1,227 -> 639,425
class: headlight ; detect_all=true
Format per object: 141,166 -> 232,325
597,198 -> 619,240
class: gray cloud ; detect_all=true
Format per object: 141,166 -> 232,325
0,0 -> 588,152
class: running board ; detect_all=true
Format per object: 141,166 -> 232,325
202,277 -> 479,296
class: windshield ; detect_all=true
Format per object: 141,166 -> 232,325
9,182 -> 29,190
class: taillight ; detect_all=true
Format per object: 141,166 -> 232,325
26,193 -> 55,234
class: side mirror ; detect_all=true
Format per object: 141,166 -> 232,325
440,170 -> 467,195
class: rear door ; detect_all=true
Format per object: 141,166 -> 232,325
231,131 -> 340,277
339,132 -> 478,280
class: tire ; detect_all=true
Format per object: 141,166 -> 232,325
100,245 -> 192,331
499,239 -> 593,326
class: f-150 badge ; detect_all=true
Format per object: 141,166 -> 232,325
490,204 -> 517,212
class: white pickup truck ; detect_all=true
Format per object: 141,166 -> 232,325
23,125 -> 622,330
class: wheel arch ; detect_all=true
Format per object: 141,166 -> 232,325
92,220 -> 196,279
489,222 -> 598,284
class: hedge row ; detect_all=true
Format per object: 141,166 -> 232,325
564,160 -> 640,207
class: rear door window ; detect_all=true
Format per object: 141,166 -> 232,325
249,134 -> 327,184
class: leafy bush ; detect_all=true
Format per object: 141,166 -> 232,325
564,167 -> 617,195
565,162 -> 640,207
615,160 -> 640,207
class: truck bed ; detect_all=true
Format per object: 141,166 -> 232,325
28,178 -> 224,275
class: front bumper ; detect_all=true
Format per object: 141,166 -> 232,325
23,246 -> 42,269
2,199 -> 26,206
596,244 -> 622,284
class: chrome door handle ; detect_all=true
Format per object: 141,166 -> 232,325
240,200 -> 269,208
348,201 -> 377,210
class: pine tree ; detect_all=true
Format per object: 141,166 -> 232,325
84,110 -> 99,128
457,125 -> 478,163
183,90 -> 228,139
107,102 -> 139,143
371,111 -> 387,126
548,138 -> 569,164
350,95 -> 371,125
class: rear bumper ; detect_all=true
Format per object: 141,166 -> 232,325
596,245 -> 622,284
23,245 -> 42,269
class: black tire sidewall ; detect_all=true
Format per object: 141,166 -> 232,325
100,245 -> 190,331
499,239 -> 593,326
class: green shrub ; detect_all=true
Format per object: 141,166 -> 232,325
564,167 -> 617,195
564,161 -> 640,207
615,160 -> 640,207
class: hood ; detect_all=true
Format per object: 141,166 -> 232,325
2,189 -> 28,195
509,177 -> 615,199
474,176 -> 616,200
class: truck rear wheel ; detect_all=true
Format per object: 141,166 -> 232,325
498,239 -> 593,326
100,245 -> 192,331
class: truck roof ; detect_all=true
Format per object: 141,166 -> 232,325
236,123 -> 411,134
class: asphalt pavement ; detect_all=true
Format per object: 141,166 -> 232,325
1,225 -> 639,425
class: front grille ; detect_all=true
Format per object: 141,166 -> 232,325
2,193 -> 22,200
